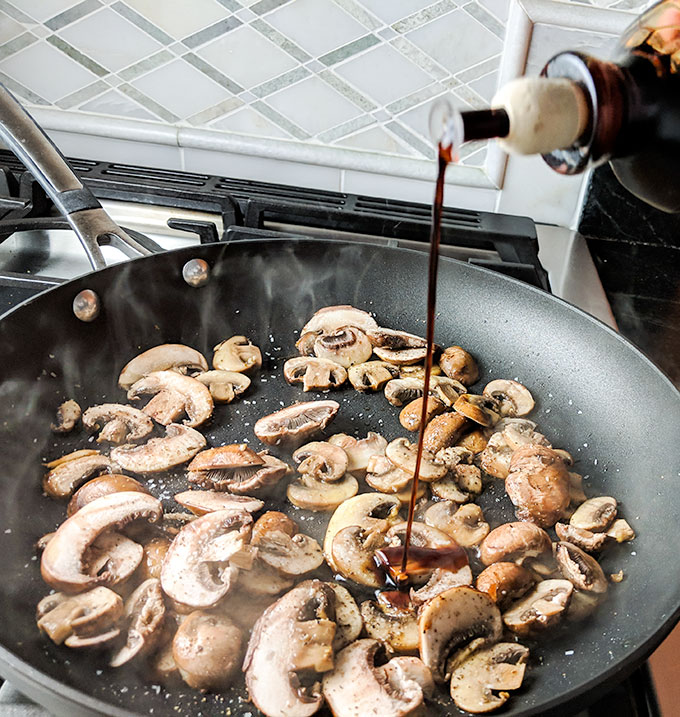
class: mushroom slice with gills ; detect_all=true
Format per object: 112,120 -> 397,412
328,431 -> 387,473
607,518 -> 636,542
482,379 -> 535,417
287,472 -> 358,512
296,331 -> 319,356
293,441 -> 348,482
43,451 -> 119,500
332,525 -> 389,587
411,563 -> 474,607
423,412 -> 469,454
425,502 -> 490,547
480,522 -> 552,566
489,417 -> 549,448
325,583 -> 362,651
454,394 -> 500,427
554,541 -> 608,593
479,432 -> 514,479
555,522 -> 611,552
127,370 -> 213,428
400,363 -> 442,380
302,305 -> 378,335
283,356 -> 347,392
254,400 -> 339,447
244,580 -> 337,717
83,531 -> 143,586
160,509 -> 253,609
118,344 -> 208,390
450,642 -> 530,714
385,437 -> 447,482
476,563 -> 536,610
430,375 -> 467,407
313,327 -> 373,368
109,578 -> 165,667
384,378 -> 425,407
365,455 -> 412,494
192,369 -> 250,403
174,490 -> 264,516
439,346 -> 479,386
36,587 -> 124,646
418,586 -> 502,683
82,403 -> 154,444
323,639 -> 430,717
399,396 -> 446,432
67,474 -> 149,516
213,335 -> 262,373
348,361 -> 399,392
173,610 -> 244,690
51,399 -> 81,433
361,599 -> 419,652
366,326 -> 427,350
238,557 -> 295,596
374,345 -> 427,366
570,496 -> 618,532
505,444 -> 571,528
502,579 -> 574,636
41,491 -> 162,593
111,423 -> 206,474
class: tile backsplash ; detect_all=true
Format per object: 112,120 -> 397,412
0,0 -> 648,225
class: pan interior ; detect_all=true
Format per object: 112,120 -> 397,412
0,238 -> 678,717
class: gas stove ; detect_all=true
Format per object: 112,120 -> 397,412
0,150 -> 658,717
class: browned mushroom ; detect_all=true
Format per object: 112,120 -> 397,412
482,379 -> 534,417
480,522 -> 552,566
569,496 -> 618,532
314,327 -> 373,368
332,525 -> 389,587
82,403 -> 154,444
385,437 -> 447,482
348,361 -> 399,392
43,450 -> 119,499
454,394 -> 500,427
555,522 -> 611,552
66,474 -> 148,517
425,502 -> 490,547
399,396 -> 446,432
439,346 -> 479,386
554,541 -> 608,593
503,579 -> 574,636
476,563 -> 536,609
138,536 -> 171,581
365,455 -> 412,494
423,412 -> 469,454
51,399 -> 81,434
283,356 -> 347,391
254,400 -> 339,446
213,335 -> 262,373
118,344 -> 208,390
360,599 -> 419,653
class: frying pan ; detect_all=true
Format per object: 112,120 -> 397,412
0,86 -> 679,717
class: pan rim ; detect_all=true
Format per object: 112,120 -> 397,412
0,236 -> 678,716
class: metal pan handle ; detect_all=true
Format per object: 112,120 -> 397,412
0,83 -> 157,270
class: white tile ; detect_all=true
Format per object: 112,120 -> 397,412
197,24 -> 296,88
396,91 -> 448,142
266,0 -> 366,57
124,0 -> 227,39
467,71 -> 498,104
477,0 -> 509,23
210,105 -> 291,139
525,24 -> 617,75
406,9 -> 502,75
79,88 -> 158,121
59,7 -> 163,72
0,12 -> 25,45
19,0 -> 81,23
336,125 -> 416,156
0,41 -> 95,102
265,75 -> 361,136
183,146 -> 342,191
335,43 -> 431,106
357,0 -> 436,25
132,57 -> 228,119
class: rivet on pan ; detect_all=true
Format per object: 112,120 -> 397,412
73,289 -> 100,322
183,258 -> 210,287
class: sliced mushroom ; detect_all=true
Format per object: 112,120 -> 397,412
423,412 -> 469,454
366,327 -> 427,350
51,399 -> 81,433
348,361 -> 399,392
314,327 -> 373,368
67,474 -> 149,516
296,331 -> 319,356
244,580 -> 337,717
454,394 -> 500,427
252,512 -> 323,577
366,455 -> 413,494
476,563 -> 536,609
293,441 -> 348,482
43,451 -> 119,499
82,403 -> 154,444
419,586 -> 502,683
400,363 -> 442,380
606,518 -> 636,542
109,578 -> 165,667
213,335 -> 262,373
118,344 -> 208,390
480,522 -> 552,566
567,472 -> 587,507
555,522 -> 611,552
450,642 -> 529,714
173,610 -> 243,690
254,400 -> 339,446
332,525 -> 388,587
174,490 -> 264,516
411,564 -> 474,607
430,451 -> 481,503
302,305 -> 378,335
394,480 -> 427,506
41,491 -> 162,593
287,472 -> 359,511
374,346 -> 427,366
457,428 -> 488,454
425,502 -> 489,547
566,589 -> 603,621
400,396 -> 446,432
325,583 -> 363,651
237,557 -> 295,596
128,370 -> 214,428
384,378 -> 425,407
160,509 -> 253,609
439,346 -> 479,386
328,432 -> 387,473
83,532 -> 143,588
193,369 -> 250,403
554,541 -> 608,594
111,423 -> 206,474
139,536 -> 171,581
570,496 -> 618,532
502,579 -> 573,636
360,599 -> 414,653
478,432 -> 514,479
283,356 -> 347,391
36,587 -> 124,647
44,448 -> 98,468
482,379 -> 534,417
187,444 -> 270,492
385,437 -> 447,482
430,375 -> 467,407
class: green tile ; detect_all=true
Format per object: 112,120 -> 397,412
118,83 -> 179,123
332,0 -> 381,31
318,114 -> 374,142
0,71 -> 48,105
251,66 -> 309,99
250,0 -> 293,15
183,17 -> 242,49
111,1 -> 173,44
56,79 -> 108,109
47,34 -> 108,77
252,100 -> 309,139
387,120 -> 433,157
462,1 -> 504,39
0,32 -> 38,62
0,0 -> 34,24
251,18 -> 310,63
119,49 -> 173,82
187,96 -> 243,125
319,70 -> 375,111
45,0 -> 102,31
183,52 -> 244,94
319,34 -> 380,67
392,0 -> 456,33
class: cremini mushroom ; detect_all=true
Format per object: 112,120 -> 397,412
332,525 -> 389,587
41,491 -> 162,593
118,344 -> 208,390
109,578 -> 165,667
425,502 -> 490,547
51,399 -> 81,433
328,432 -> 387,473
326,583 -> 363,650
314,327 -> 373,368
67,474 -> 149,516
410,561 -> 474,607
111,423 -> 206,474
127,370 -> 214,428
323,639 -> 431,717
480,420 -> 550,479
385,437 -> 447,482
482,379 -> 534,417
502,579 -> 574,636
457,428 -> 488,454
244,580 -> 337,717
293,441 -> 348,482
43,450 -> 119,499
570,496 -> 618,532
173,610 -> 244,690
360,599 -> 419,653
555,522 -> 611,552
36,587 -> 124,647
449,642 -> 530,714
365,455 -> 412,494
374,346 -> 427,365
192,369 -> 250,403
480,522 -> 552,566
476,563 -> 536,609
419,586 -> 502,683
283,356 -> 347,391
287,472 -> 358,511
254,400 -> 339,446
454,394 -> 500,427
399,396 -> 446,432
478,432 -> 514,479
423,412 -> 469,454
174,490 -> 264,516
439,346 -> 479,386
554,541 -> 608,593
84,532 -> 143,588
348,361 -> 399,392
302,305 -> 378,335
367,326 -> 427,350
82,403 -> 154,444
384,378 -> 425,407
213,335 -> 262,373
160,509 -> 253,609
